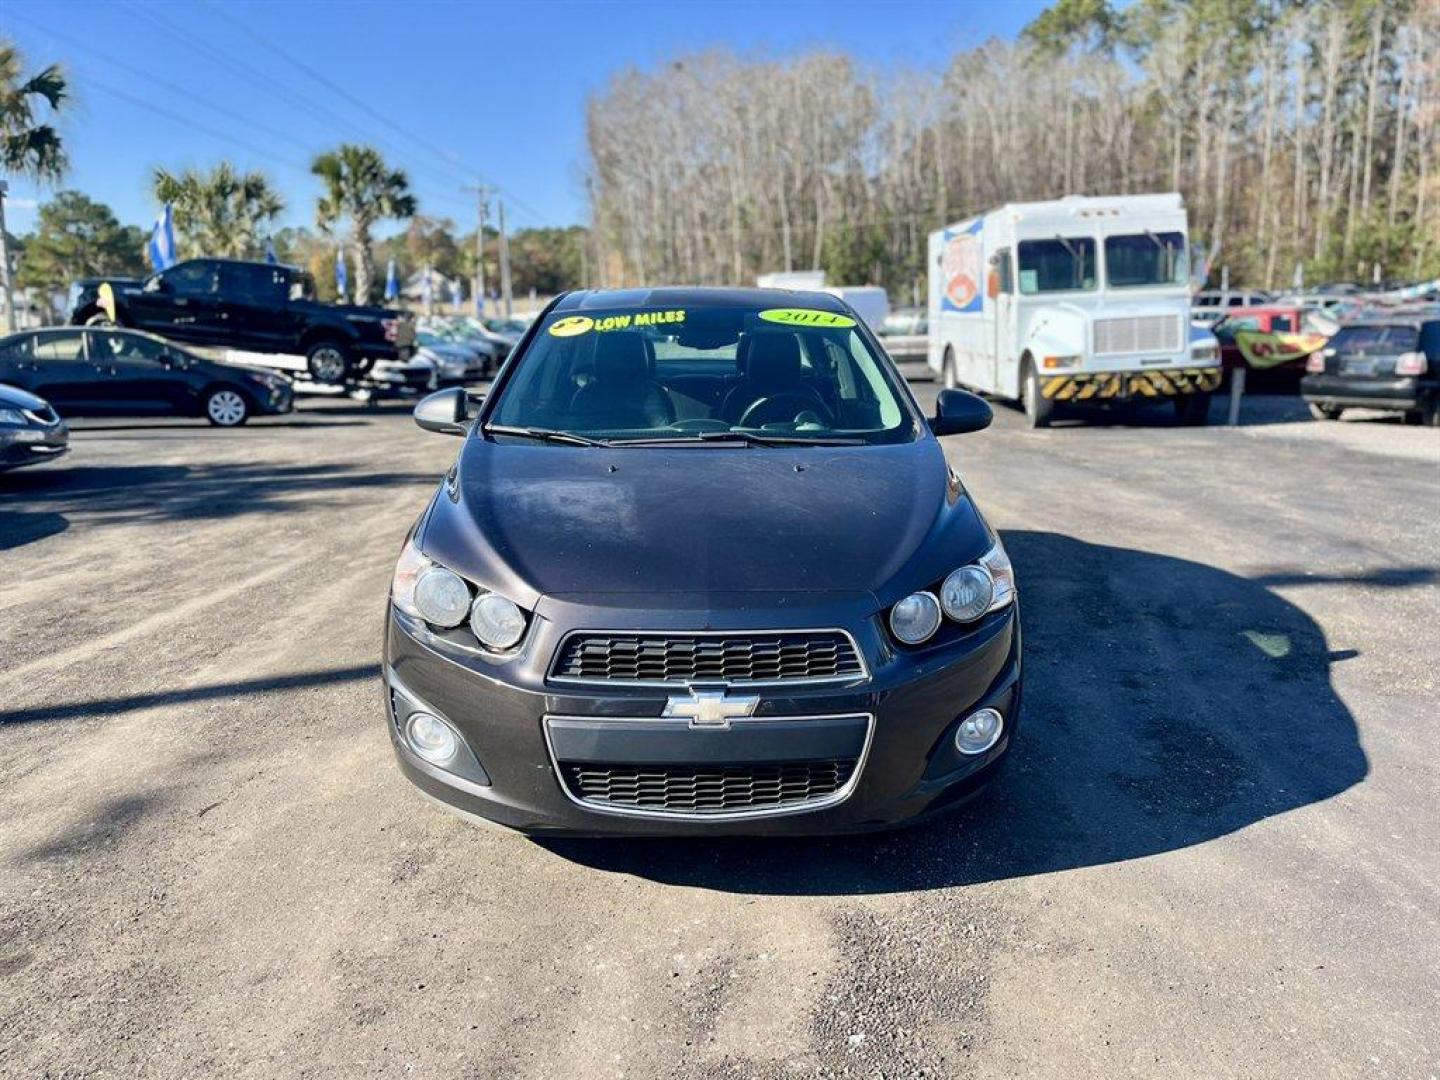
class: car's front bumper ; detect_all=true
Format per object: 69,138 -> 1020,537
382,603 -> 1021,836
0,423 -> 70,470
1041,365 -> 1221,405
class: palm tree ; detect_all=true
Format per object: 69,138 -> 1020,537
151,162 -> 284,259
1,41 -> 69,332
312,144 -> 416,304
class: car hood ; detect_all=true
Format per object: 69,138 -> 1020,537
419,436 -> 992,610
0,382 -> 52,411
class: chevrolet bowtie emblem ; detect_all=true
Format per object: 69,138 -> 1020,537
662,687 -> 760,729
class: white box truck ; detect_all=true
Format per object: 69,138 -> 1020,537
927,193 -> 1220,427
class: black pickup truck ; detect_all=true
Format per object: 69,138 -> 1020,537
70,258 -> 414,383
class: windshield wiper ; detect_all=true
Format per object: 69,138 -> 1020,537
610,430 -> 866,447
482,424 -> 607,447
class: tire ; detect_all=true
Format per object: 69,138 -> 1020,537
1174,392 -> 1212,426
305,340 -> 351,384
1021,358 -> 1053,429
205,387 -> 250,427
1308,402 -> 1343,421
941,347 -> 958,390
1423,399 -> 1440,428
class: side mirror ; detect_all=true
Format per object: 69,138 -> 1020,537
143,275 -> 167,294
413,387 -> 471,436
930,388 -> 992,436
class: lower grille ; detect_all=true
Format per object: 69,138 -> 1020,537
559,759 -> 856,815
550,630 -> 865,685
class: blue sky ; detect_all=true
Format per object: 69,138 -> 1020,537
3,1 -> 1047,237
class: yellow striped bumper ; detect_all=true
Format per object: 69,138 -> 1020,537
1041,367 -> 1222,402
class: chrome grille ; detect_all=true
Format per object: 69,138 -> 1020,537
550,630 -> 865,685
1093,315 -> 1181,355
559,759 -> 855,814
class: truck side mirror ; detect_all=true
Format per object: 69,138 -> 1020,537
413,387 -> 470,436
930,388 -> 992,436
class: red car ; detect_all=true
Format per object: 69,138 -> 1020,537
1211,306 -> 1329,381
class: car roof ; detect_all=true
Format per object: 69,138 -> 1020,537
552,286 -> 852,314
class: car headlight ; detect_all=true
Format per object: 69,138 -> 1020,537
940,565 -> 993,622
414,566 -> 472,628
1192,344 -> 1218,363
890,591 -> 942,645
977,539 -> 1015,612
470,591 -> 527,651
0,408 -> 26,426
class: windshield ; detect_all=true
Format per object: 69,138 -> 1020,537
1017,237 -> 1096,293
1328,325 -> 1419,355
487,303 -> 915,445
1106,232 -> 1187,287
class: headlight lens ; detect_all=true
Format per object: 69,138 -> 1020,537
470,591 -> 527,650
940,565 -> 993,622
978,540 -> 1015,613
890,591 -> 941,645
413,566 -> 472,628
391,538 -> 429,618
1192,345 -> 1218,363
405,711 -> 458,764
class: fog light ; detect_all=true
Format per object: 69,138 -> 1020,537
955,708 -> 1003,755
406,711 -> 458,764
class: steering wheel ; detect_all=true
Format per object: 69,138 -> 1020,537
738,393 -> 834,429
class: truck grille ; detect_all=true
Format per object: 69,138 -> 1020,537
549,631 -> 865,685
1093,315 -> 1181,355
558,759 -> 856,814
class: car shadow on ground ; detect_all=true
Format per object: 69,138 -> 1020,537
0,461 -> 439,549
539,530 -> 1371,894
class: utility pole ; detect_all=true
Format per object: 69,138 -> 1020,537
464,185 -> 490,320
0,180 -> 14,334
498,199 -> 513,319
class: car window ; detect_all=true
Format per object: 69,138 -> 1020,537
1017,237 -> 1096,293
1104,232 -> 1187,288
166,261 -> 220,296
0,334 -> 34,359
1328,325 -> 1420,355
1227,295 -> 1246,306
1272,314 -> 1294,332
89,332 -> 169,366
490,304 -> 913,444
32,332 -> 86,361
223,263 -> 287,304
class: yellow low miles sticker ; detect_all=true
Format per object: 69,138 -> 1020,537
757,308 -> 856,329
548,310 -> 687,337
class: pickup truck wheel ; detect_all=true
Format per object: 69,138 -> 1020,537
306,342 -> 350,384
1021,360 -> 1054,429
1308,402 -> 1343,421
205,387 -> 250,427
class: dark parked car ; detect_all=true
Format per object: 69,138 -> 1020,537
0,327 -> 293,427
384,287 -> 1019,835
1302,310 -> 1440,426
70,258 -> 414,383
0,383 -> 68,470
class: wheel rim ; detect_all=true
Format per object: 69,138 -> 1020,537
208,390 -> 246,426
310,347 -> 345,382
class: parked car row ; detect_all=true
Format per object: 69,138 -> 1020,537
70,257 -> 415,384
1301,307 -> 1440,426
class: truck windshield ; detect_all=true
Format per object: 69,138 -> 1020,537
1017,238 -> 1096,293
1105,232 -> 1188,287
487,304 -> 915,445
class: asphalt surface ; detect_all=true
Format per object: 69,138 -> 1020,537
2,375 -> 1437,1079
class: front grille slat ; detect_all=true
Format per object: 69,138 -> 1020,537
1094,315 -> 1181,356
551,631 -> 863,685
559,759 -> 855,814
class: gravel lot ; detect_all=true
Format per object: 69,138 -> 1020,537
2,377 -> 1437,1079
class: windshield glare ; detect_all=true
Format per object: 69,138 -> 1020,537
1105,231 -> 1188,287
487,305 -> 915,444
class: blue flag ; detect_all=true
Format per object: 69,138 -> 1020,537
335,247 -> 348,301
147,204 -> 176,270
265,237 -> 278,265
384,258 -> 398,301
